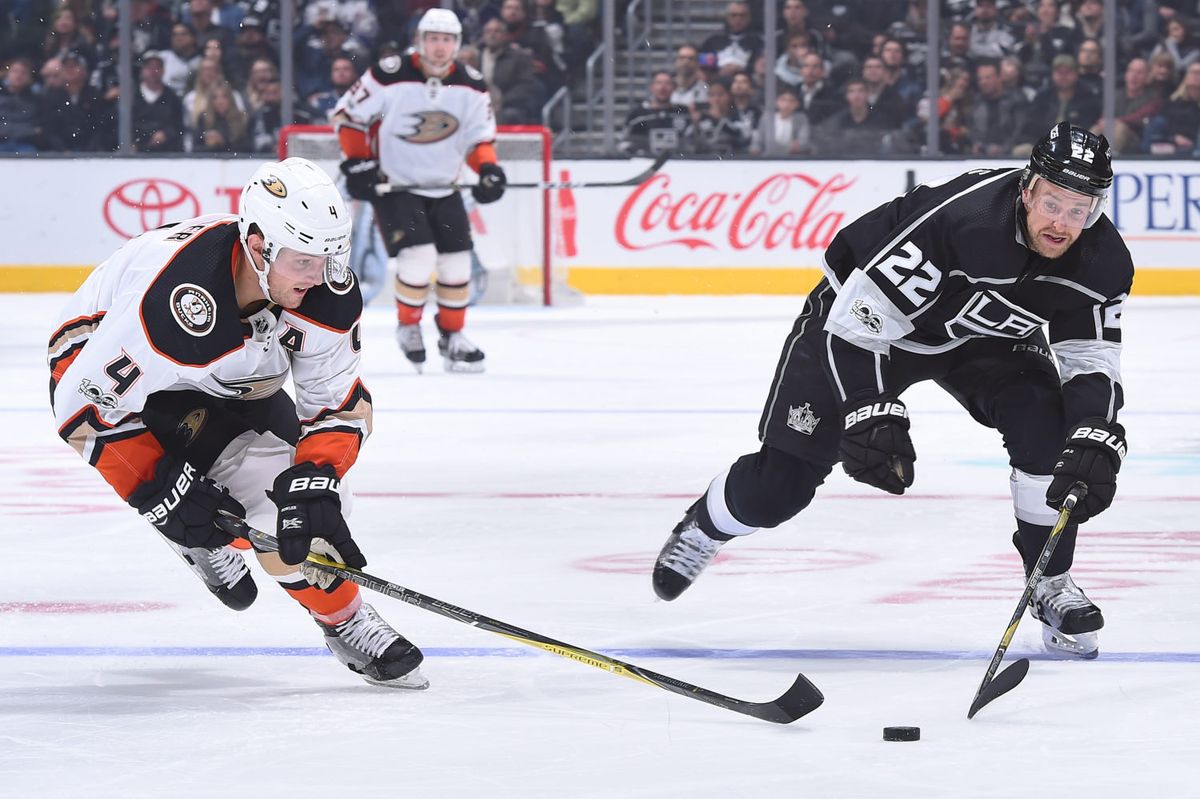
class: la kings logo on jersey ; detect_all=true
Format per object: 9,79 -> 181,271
399,110 -> 460,144
170,283 -> 216,336
945,291 -> 1046,339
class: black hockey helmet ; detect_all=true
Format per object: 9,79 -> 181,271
1020,121 -> 1112,228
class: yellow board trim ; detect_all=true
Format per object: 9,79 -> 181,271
7,265 -> 1200,296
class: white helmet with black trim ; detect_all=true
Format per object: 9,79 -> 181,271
238,157 -> 354,297
416,8 -> 462,66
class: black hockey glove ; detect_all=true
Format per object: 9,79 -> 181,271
839,395 -> 916,495
270,463 -> 365,569
340,158 -> 383,202
1046,420 -> 1127,523
129,457 -> 245,549
472,162 -> 507,204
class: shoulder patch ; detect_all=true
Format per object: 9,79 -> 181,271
445,61 -> 488,92
170,283 -> 218,336
463,63 -> 483,82
142,223 -> 244,366
371,55 -> 423,85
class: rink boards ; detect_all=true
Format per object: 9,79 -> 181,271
3,157 -> 1199,295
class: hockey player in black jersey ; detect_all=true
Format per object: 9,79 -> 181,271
653,122 -> 1130,659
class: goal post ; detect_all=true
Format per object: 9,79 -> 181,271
278,124 -> 564,306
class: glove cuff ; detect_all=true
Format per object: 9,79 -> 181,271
843,396 -> 909,432
1067,419 -> 1127,470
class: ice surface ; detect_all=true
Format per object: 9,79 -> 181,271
3,294 -> 1197,797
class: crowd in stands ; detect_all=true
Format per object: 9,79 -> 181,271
2,0 -> 1200,158
620,0 -> 1200,158
0,0 -> 598,153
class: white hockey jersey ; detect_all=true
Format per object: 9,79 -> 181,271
333,53 -> 496,198
48,214 -> 372,501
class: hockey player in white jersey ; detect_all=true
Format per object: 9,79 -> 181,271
333,8 -> 506,373
48,158 -> 428,689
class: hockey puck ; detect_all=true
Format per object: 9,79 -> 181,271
883,726 -> 920,742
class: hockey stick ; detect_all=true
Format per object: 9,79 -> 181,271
215,512 -> 823,725
374,152 -> 670,195
966,483 -> 1086,719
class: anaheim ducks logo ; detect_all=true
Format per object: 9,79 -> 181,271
261,175 -> 287,198
170,283 -> 217,337
399,111 -> 459,144
176,408 -> 208,445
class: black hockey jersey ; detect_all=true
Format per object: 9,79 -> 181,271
819,167 -> 1132,428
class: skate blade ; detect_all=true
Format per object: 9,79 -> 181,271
443,358 -> 485,374
363,666 -> 430,690
1042,626 -> 1099,660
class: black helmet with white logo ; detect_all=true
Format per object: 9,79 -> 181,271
1020,122 -> 1113,228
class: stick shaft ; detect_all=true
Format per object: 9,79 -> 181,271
967,485 -> 1084,715
218,515 -> 822,724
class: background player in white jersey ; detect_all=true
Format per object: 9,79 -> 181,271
47,158 -> 427,689
653,123 -> 1131,660
333,8 -> 507,373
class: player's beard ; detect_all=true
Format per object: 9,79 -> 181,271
1028,224 -> 1077,258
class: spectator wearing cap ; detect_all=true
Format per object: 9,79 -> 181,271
700,2 -> 764,79
132,51 -> 184,152
1013,53 -> 1101,155
227,15 -> 275,89
40,50 -> 113,151
0,57 -> 44,153
968,0 -> 1015,61
160,22 -> 202,98
480,16 -> 546,125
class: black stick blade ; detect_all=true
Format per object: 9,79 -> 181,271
751,673 -> 825,724
967,658 -> 1030,719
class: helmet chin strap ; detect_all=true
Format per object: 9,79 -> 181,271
239,235 -> 274,302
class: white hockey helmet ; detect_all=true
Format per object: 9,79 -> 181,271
238,157 -> 354,297
416,8 -> 462,64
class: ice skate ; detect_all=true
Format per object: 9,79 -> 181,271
164,539 -> 258,611
315,603 -> 429,689
652,502 -> 726,601
436,323 -> 485,373
1030,571 -> 1103,659
396,323 -> 426,373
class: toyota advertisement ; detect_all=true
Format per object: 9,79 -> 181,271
3,158 -> 1198,294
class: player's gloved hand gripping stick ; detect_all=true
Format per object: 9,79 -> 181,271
214,511 -> 824,725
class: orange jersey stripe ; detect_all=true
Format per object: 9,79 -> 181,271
467,142 -> 498,173
95,429 -> 165,500
296,430 -> 362,478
